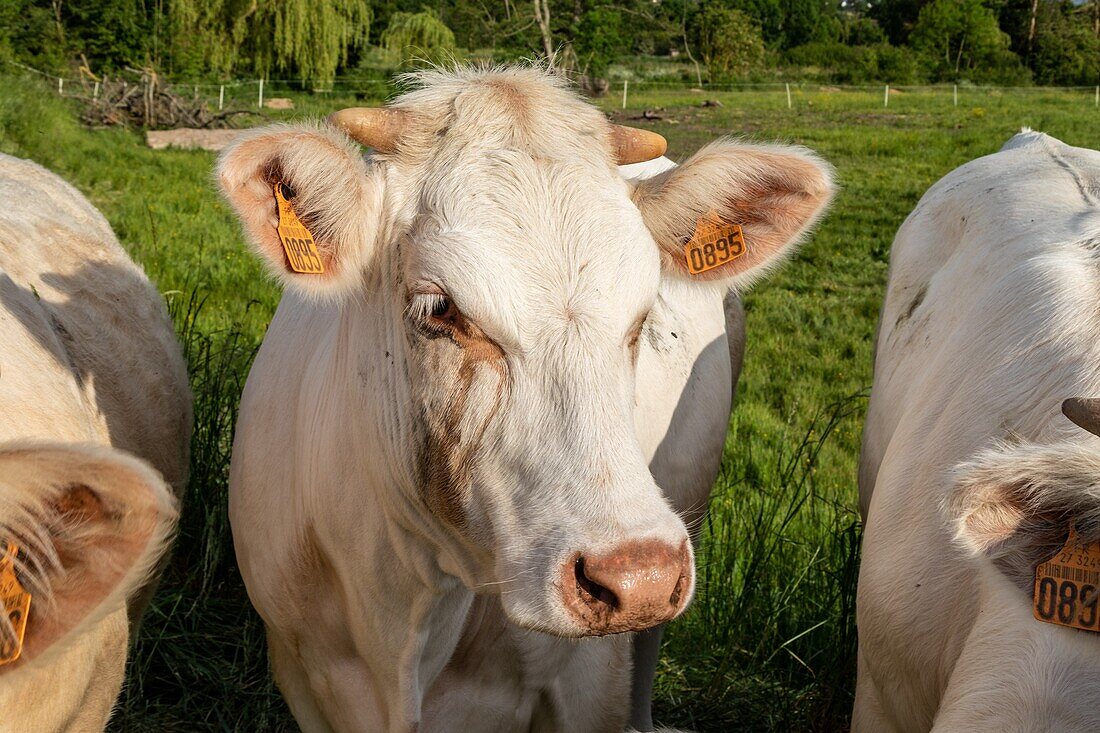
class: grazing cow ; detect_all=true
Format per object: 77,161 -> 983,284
856,131 -> 1100,731
0,154 -> 189,731
219,66 -> 833,733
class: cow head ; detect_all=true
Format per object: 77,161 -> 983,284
219,67 -> 833,637
0,442 -> 176,672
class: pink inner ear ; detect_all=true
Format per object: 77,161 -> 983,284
636,144 -> 833,284
15,484 -> 160,665
219,129 -> 370,290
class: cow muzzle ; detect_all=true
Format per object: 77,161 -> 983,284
560,539 -> 692,635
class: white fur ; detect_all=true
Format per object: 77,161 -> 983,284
855,132 -> 1100,732
221,66 -> 830,732
0,153 -> 188,732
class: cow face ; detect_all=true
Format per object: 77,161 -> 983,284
219,68 -> 832,637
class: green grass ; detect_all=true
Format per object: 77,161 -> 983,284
2,73 -> 1098,732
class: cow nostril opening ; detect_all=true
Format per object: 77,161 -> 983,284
669,573 -> 684,607
574,557 -> 617,607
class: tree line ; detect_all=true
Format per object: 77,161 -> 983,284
1,0 -> 1098,87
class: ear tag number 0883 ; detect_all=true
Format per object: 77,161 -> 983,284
684,212 -> 747,276
0,540 -> 31,665
1033,525 -> 1100,633
274,182 -> 325,275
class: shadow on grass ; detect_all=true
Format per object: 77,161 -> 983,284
654,392 -> 866,733
110,290 -> 297,732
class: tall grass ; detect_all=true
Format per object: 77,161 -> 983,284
112,292 -> 296,732
655,395 -> 864,731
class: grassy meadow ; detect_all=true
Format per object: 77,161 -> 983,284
1,74 -> 1099,732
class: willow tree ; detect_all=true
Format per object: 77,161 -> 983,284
381,9 -> 456,68
170,0 -> 370,82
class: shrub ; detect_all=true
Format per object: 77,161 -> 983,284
690,4 -> 766,81
784,42 -> 922,84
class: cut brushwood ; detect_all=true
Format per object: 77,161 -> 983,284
81,68 -> 246,130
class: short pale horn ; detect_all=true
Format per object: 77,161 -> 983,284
329,107 -> 666,164
328,108 -> 408,153
609,125 -> 668,165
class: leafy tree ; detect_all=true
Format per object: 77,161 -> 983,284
690,3 -> 766,79
909,0 -> 1028,82
869,0 -> 927,44
574,6 -> 627,79
170,0 -> 370,82
1031,1 -> 1100,85
783,0 -> 824,48
840,14 -> 888,45
0,0 -> 69,72
381,8 -> 456,67
730,0 -> 785,46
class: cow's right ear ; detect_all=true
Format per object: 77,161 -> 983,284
0,442 -> 177,670
948,440 -> 1100,594
217,123 -> 386,299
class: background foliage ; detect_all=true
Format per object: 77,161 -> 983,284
1,0 -> 1098,86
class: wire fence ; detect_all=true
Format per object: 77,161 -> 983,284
5,58 -> 1099,116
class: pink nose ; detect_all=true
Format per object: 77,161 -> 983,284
560,540 -> 692,635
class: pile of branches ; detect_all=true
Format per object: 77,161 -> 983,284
80,68 -> 244,130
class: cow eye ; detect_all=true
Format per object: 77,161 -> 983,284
408,290 -> 459,332
430,295 -> 453,320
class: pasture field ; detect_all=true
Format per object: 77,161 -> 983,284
2,74 -> 1098,732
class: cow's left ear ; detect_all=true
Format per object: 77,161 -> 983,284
632,141 -> 834,289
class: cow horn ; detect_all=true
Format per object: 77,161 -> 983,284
1063,398 -> 1100,437
328,108 -> 665,164
609,125 -> 667,165
328,107 -> 408,153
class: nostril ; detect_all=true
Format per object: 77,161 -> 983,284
574,556 -> 618,607
668,573 -> 684,607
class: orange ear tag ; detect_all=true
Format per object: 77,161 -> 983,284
1033,524 -> 1100,632
0,541 -> 31,665
684,211 -> 746,276
274,183 -> 325,275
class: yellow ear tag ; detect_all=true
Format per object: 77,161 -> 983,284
0,541 -> 31,665
684,211 -> 746,276
1033,525 -> 1100,632
274,183 -> 325,275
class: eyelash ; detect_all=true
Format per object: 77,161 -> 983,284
407,293 -> 458,331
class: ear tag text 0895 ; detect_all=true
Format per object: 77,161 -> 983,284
1033,524 -> 1100,632
0,541 -> 31,665
684,211 -> 746,276
274,183 -> 325,275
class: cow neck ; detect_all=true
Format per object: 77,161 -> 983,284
356,237 -> 493,592
311,293 -> 474,731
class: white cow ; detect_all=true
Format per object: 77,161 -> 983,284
0,154 -> 189,732
219,66 -> 833,733
856,131 -> 1100,731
